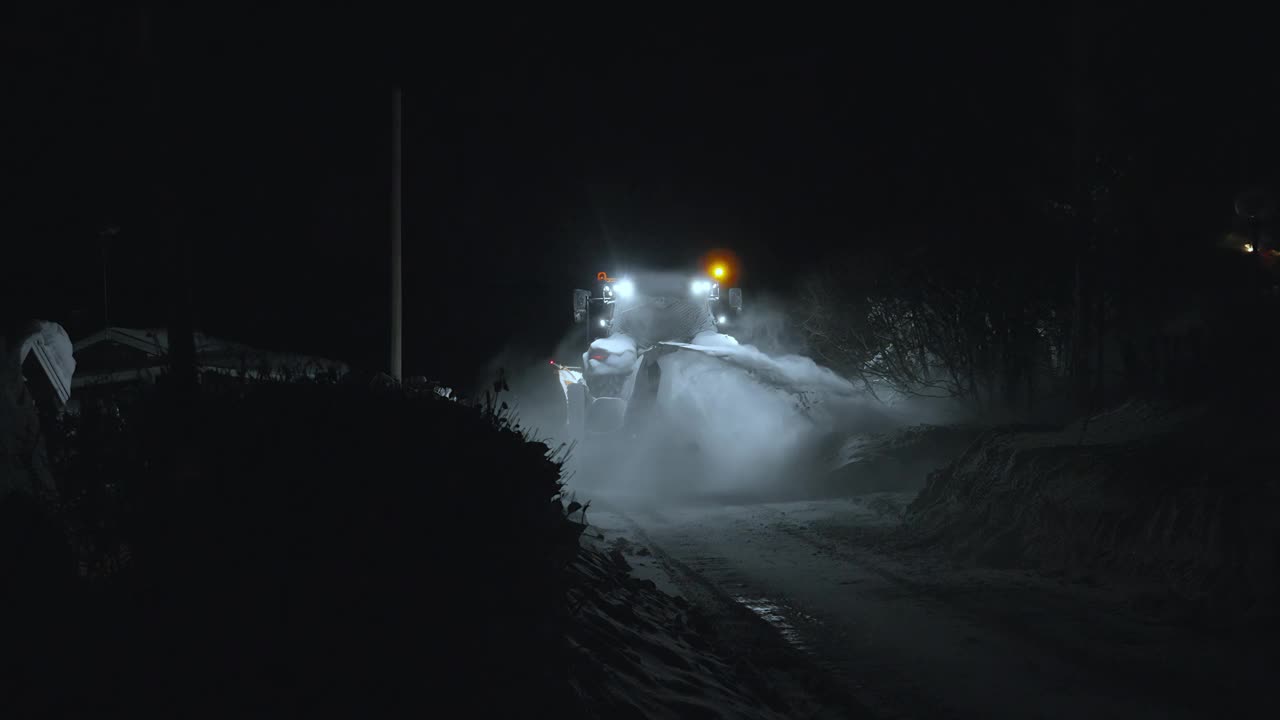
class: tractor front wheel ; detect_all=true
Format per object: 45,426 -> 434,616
566,382 -> 588,444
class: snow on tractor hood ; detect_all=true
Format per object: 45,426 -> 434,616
585,334 -> 640,375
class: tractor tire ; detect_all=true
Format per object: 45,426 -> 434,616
566,382 -> 588,444
623,360 -> 662,434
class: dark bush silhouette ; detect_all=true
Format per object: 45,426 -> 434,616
3,377 -> 585,718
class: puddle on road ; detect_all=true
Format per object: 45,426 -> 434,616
731,595 -> 817,652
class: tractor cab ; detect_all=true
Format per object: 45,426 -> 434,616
558,264 -> 744,440
571,268 -> 743,343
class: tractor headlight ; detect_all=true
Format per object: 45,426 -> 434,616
718,315 -> 727,324
599,319 -> 608,327
690,280 -> 711,295
614,279 -> 635,298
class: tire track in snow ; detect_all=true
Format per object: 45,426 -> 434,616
601,503 -> 875,719
607,502 -> 943,720
748,504 -> 1235,720
625,504 -> 975,719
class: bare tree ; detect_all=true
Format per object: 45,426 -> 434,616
797,242 -> 1072,417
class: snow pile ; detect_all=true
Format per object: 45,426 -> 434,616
907,401 -> 1280,622
823,424 -> 987,496
567,535 -> 792,719
690,331 -> 739,347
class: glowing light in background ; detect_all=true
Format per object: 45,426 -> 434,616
700,247 -> 741,285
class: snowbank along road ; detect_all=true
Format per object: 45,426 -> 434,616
532,331 -> 1275,718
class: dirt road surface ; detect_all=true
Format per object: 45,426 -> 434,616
587,492 -> 1276,720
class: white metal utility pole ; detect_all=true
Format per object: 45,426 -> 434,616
391,87 -> 403,381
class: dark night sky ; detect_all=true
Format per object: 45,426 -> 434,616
4,6 -> 1279,387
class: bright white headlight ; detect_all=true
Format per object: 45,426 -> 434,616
691,280 -> 711,295
614,279 -> 635,298
599,319 -> 608,327
718,315 -> 727,324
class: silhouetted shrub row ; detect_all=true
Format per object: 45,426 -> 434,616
5,375 -> 585,717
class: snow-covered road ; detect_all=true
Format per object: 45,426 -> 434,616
588,494 -> 1275,720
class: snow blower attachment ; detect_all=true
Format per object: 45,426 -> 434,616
559,268 -> 744,442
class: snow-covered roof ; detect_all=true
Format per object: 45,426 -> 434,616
72,326 -> 349,388
72,327 -> 258,357
11,321 -> 77,406
73,327 -> 169,356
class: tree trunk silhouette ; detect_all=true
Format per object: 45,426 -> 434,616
1067,1 -> 1096,416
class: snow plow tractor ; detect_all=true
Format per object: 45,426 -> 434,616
555,267 -> 744,442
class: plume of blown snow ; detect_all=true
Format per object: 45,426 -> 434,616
490,298 -> 968,503
576,331 -> 901,501
665,331 -> 858,397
